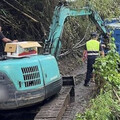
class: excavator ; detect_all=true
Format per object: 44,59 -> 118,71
0,1 -> 117,109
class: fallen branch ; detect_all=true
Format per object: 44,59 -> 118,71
113,89 -> 120,103
0,15 -> 30,36
0,17 -> 10,24
59,50 -> 71,57
59,23 -> 90,57
73,23 -> 91,49
14,0 -> 36,16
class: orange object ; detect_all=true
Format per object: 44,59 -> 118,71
82,50 -> 87,62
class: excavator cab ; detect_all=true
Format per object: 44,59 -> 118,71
105,18 -> 120,54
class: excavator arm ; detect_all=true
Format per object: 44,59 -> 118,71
44,2 -> 107,58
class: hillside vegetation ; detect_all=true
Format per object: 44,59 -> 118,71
0,0 -> 120,54
0,0 -> 120,119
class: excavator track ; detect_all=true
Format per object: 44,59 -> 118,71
34,76 -> 75,120
34,86 -> 73,120
0,76 -> 75,120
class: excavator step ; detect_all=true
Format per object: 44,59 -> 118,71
34,76 -> 75,120
34,86 -> 73,120
62,76 -> 75,97
62,76 -> 75,86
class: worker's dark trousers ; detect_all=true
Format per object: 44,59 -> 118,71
84,56 -> 97,85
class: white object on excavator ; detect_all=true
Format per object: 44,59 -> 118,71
5,41 -> 41,57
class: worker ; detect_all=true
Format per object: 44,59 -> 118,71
0,26 -> 17,56
83,32 -> 104,87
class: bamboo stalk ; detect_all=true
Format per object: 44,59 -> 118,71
113,89 -> 120,103
0,17 -> 30,36
2,0 -> 39,22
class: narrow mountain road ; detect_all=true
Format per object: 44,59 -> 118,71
62,63 -> 97,120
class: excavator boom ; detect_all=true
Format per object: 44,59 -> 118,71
44,3 -> 107,58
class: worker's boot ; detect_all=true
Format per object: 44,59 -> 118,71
84,83 -> 89,87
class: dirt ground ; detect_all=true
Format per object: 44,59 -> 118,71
59,58 -> 97,120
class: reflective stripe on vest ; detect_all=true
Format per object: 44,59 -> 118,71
86,40 -> 100,51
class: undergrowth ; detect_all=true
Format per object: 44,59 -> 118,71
76,35 -> 120,120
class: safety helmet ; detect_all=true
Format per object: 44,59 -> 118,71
91,32 -> 98,37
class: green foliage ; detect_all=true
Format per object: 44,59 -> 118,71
1,0 -> 120,53
90,0 -> 120,18
76,36 -> 120,120
62,17 -> 91,51
74,0 -> 120,18
62,0 -> 120,55
76,90 -> 120,120
94,36 -> 120,88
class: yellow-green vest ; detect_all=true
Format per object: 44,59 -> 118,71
86,39 -> 100,51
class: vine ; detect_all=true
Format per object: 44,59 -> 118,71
76,33 -> 120,120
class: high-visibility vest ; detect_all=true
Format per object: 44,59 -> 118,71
86,39 -> 100,51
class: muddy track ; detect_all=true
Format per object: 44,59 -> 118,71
62,63 -> 97,120
62,75 -> 97,120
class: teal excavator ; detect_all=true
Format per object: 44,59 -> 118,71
0,1 -> 108,109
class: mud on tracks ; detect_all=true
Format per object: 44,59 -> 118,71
62,63 -> 97,120
0,63 -> 97,120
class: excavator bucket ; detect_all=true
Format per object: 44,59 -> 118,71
62,76 -> 75,97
